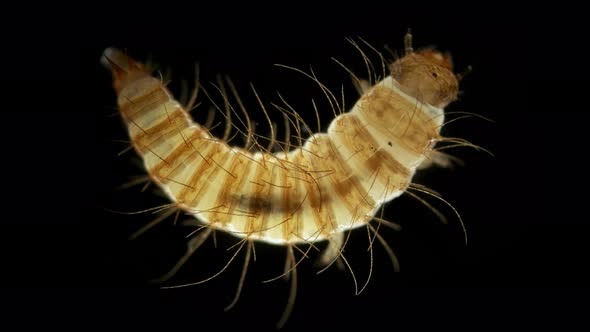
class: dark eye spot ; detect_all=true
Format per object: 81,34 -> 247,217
388,141 -> 392,147
431,72 -> 438,78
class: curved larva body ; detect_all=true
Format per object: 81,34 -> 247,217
103,38 -> 463,327
104,48 -> 446,249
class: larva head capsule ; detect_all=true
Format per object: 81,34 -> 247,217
391,49 -> 459,108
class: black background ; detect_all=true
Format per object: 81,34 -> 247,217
4,6 -> 580,331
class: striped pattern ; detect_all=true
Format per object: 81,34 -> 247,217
111,63 -> 444,245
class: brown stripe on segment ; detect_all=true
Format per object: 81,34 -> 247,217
297,140 -> 339,238
292,150 -> 322,233
286,167 -> 305,240
247,155 -> 276,237
131,107 -> 189,146
367,85 -> 435,128
277,165 -> 293,241
134,128 -> 188,170
209,151 -> 252,226
176,141 -> 219,205
134,121 -> 206,161
264,158 -> 306,242
345,111 -> 412,196
185,142 -> 234,209
149,134 -> 211,198
320,136 -> 376,216
147,129 -> 208,179
334,113 -> 413,198
364,148 -> 410,179
314,190 -> 338,238
261,162 -> 285,240
393,107 -> 436,154
359,84 -> 439,155
160,151 -> 200,190
343,114 -> 412,179
119,82 -> 170,119
131,130 -> 173,167
331,113 -> 378,172
365,148 -> 412,200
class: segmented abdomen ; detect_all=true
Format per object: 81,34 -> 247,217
115,59 -> 444,245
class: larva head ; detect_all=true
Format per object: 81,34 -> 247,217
101,47 -> 148,93
391,49 -> 459,108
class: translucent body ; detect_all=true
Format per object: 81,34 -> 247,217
102,41 -> 461,328
103,47 -> 455,251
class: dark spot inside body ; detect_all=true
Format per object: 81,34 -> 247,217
242,196 -> 273,212
233,193 -> 303,213
432,72 -> 438,78
388,141 -> 392,147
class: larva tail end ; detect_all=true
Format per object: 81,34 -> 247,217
101,47 -> 148,93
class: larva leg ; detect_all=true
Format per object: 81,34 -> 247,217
417,150 -> 464,169
357,79 -> 372,94
319,232 -> 344,266
347,65 -> 371,95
